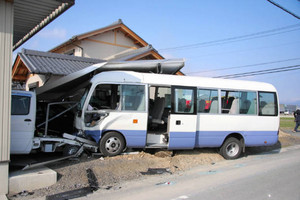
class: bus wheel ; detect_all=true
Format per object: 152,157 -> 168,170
100,132 -> 125,157
220,137 -> 242,160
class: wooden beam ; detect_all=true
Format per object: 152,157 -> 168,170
85,38 -> 137,49
128,50 -> 164,61
12,56 -> 21,77
12,75 -> 27,81
120,24 -> 148,47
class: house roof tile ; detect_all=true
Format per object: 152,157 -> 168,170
18,49 -> 105,76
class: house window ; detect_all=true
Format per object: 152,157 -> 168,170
64,49 -> 75,56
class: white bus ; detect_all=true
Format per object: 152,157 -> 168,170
75,71 -> 279,159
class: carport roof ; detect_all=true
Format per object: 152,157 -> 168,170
13,0 -> 74,50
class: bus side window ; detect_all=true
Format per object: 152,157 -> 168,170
240,91 -> 257,115
197,89 -> 218,113
174,88 -> 195,114
221,91 -> 239,114
259,92 -> 278,116
222,91 -> 258,115
121,85 -> 145,111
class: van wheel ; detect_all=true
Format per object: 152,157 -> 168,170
220,137 -> 242,160
100,132 -> 125,157
63,145 -> 80,156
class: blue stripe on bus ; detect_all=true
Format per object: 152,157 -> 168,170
196,131 -> 278,147
168,131 -> 196,149
85,129 -> 278,149
85,129 -> 147,147
85,130 -> 102,143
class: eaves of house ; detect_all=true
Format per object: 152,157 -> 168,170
12,49 -> 105,81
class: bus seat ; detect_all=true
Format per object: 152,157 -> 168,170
198,99 -> 206,112
178,98 -> 186,112
261,103 -> 275,115
247,100 -> 257,114
209,99 -> 218,113
151,97 -> 165,125
226,97 -> 235,109
240,100 -> 251,114
229,98 -> 239,114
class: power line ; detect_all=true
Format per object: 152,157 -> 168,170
267,0 -> 300,20
159,24 -> 300,51
214,64 -> 300,79
186,57 -> 300,74
183,40 -> 300,60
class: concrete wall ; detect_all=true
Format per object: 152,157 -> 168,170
0,0 -> 13,195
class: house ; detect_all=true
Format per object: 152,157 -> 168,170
12,19 -> 183,90
49,19 -> 163,61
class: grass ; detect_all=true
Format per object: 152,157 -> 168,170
280,116 -> 295,129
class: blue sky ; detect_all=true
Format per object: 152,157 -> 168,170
15,0 -> 300,106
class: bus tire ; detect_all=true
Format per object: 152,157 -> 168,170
220,137 -> 242,160
100,132 -> 125,157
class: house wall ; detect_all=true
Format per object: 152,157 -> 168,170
0,0 -> 13,195
81,30 -> 140,59
55,30 -> 140,60
26,74 -> 62,91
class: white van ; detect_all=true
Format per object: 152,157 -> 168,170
11,90 -> 36,154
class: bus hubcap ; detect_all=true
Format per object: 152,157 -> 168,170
105,137 -> 121,153
226,142 -> 239,157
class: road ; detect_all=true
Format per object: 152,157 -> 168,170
79,145 -> 300,200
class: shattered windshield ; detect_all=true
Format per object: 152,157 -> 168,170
78,85 -> 91,111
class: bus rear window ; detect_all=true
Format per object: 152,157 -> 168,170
258,92 -> 278,116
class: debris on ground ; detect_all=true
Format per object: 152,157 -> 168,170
12,190 -> 34,198
155,181 -> 175,186
86,168 -> 99,191
46,187 -> 92,200
46,168 -> 99,200
140,168 -> 172,175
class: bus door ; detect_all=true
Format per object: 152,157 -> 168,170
168,86 -> 197,149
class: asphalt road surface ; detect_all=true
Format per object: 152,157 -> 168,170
79,145 -> 300,200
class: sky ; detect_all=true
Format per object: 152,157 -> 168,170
15,0 -> 300,106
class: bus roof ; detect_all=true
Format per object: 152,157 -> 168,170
91,71 -> 277,92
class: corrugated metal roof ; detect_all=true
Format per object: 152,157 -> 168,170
13,0 -> 74,50
19,49 -> 105,76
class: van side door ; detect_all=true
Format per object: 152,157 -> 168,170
168,86 -> 197,149
11,91 -> 36,154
